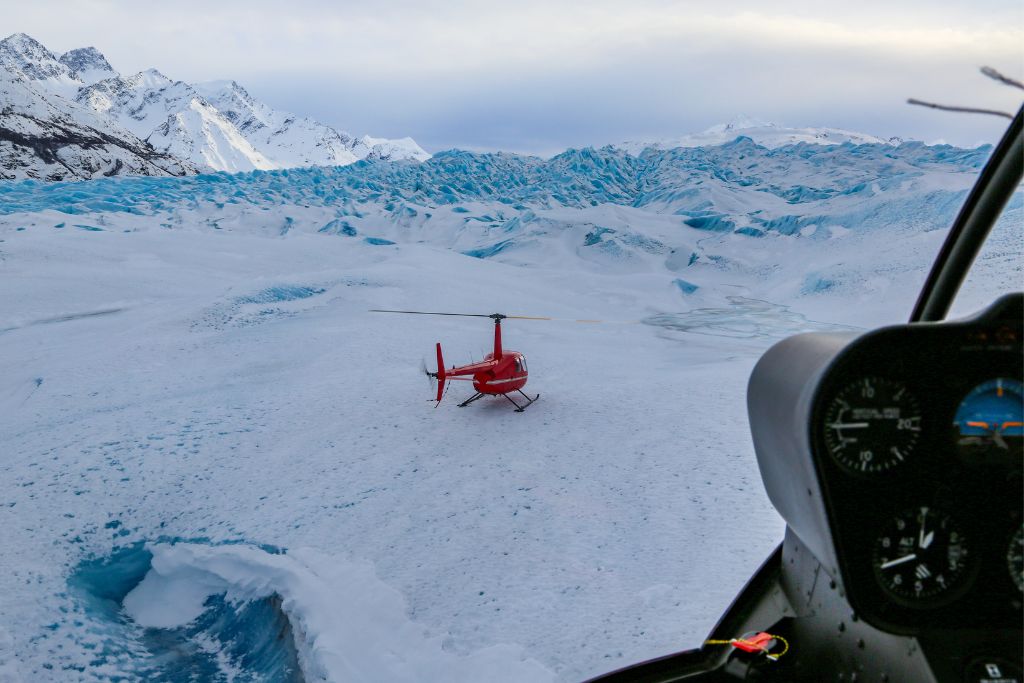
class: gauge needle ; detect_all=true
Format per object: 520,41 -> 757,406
880,554 -> 917,570
829,422 -> 869,429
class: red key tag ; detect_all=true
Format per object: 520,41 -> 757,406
731,632 -> 776,654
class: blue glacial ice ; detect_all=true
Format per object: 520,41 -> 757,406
0,142 -> 992,230
64,542 -> 302,683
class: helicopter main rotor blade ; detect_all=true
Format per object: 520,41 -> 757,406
369,309 -> 491,318
504,315 -> 637,323
370,309 -> 638,324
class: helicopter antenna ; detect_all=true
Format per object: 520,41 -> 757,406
906,99 -> 1014,119
907,65 -> 1021,120
981,66 -> 1024,91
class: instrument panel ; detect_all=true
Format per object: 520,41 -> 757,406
810,298 -> 1023,631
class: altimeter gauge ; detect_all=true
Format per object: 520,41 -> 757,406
873,507 -> 969,604
824,377 -> 922,474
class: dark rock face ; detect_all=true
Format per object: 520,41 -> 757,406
0,113 -> 195,181
59,47 -> 116,80
0,70 -> 196,181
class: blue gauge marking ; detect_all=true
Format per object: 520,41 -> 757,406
953,378 -> 1023,450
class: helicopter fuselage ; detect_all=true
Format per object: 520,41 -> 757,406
444,351 -> 529,395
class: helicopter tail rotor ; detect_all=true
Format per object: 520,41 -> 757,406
418,349 -> 447,405
420,358 -> 435,391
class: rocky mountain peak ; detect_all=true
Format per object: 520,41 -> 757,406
129,68 -> 174,89
0,32 -> 74,83
1,32 -> 51,56
59,47 -> 116,84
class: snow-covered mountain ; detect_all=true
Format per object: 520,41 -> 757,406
0,32 -> 84,98
194,80 -> 430,166
614,115 -> 898,154
78,70 -> 275,173
0,67 -> 196,181
192,79 -> 359,167
356,134 -> 432,162
0,32 -> 429,179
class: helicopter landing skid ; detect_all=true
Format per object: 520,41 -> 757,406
457,392 -> 485,408
504,390 -> 539,412
456,390 -> 539,411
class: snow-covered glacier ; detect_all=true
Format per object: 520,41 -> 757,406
0,136 -> 1019,682
1,136 -> 986,222
0,137 -> 1004,321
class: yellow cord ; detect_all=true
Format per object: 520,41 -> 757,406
704,633 -> 789,661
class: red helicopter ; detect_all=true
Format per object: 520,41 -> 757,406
370,310 -> 545,411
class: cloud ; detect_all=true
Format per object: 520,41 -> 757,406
6,0 -> 1022,152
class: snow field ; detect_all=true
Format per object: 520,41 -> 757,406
1,228 -> 784,681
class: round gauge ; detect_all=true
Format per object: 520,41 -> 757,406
953,378 -> 1023,457
824,377 -> 922,474
1009,526 -> 1024,593
873,507 -> 969,604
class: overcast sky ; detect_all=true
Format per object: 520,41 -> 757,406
6,0 -> 1023,155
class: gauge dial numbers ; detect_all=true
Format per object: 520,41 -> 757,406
1008,526 -> 1024,594
873,507 -> 969,605
823,377 -> 922,474
953,378 -> 1023,457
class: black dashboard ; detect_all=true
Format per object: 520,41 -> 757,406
808,295 -> 1022,632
